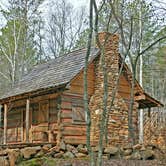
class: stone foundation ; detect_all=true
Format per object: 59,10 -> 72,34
0,142 -> 165,165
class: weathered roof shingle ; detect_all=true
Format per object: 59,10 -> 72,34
0,48 -> 99,100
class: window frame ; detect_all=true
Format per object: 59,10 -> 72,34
72,105 -> 86,124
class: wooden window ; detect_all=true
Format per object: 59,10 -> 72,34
72,106 -> 85,123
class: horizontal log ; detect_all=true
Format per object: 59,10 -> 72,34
62,123 -> 86,127
7,93 -> 60,109
71,80 -> 94,87
31,126 -> 48,132
62,129 -> 86,136
61,109 -> 72,114
61,101 -> 72,109
61,118 -> 72,123
61,112 -> 72,118
64,137 -> 86,145
32,132 -> 48,141
63,126 -> 86,131
62,93 -> 83,99
61,97 -> 84,105
69,85 -> 94,95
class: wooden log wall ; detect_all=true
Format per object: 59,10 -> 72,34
31,97 -> 60,143
57,61 -> 95,145
67,63 -> 95,96
3,93 -> 60,144
59,62 -> 96,145
60,93 -> 86,145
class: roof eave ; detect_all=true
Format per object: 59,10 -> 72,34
0,83 -> 68,104
135,92 -> 164,109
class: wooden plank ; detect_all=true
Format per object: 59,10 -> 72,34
69,85 -> 94,95
31,124 -> 48,132
26,99 -> 30,143
7,127 -> 22,142
4,104 -> 7,144
62,123 -> 86,127
62,93 -> 83,98
61,101 -> 72,109
62,129 -> 86,136
61,109 -> 72,114
69,63 -> 95,96
134,94 -> 146,101
61,112 -> 72,118
7,93 -> 59,109
61,118 -> 72,123
64,136 -> 86,145
63,125 -> 86,130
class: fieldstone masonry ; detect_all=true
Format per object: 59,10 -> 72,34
89,32 -> 138,146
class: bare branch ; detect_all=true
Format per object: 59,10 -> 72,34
0,71 -> 9,80
139,36 -> 166,56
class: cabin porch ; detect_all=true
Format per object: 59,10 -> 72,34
0,93 -> 61,145
0,91 -> 87,146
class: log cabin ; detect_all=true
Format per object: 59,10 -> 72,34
0,32 -> 163,146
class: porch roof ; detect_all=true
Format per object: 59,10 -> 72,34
119,56 -> 163,109
135,92 -> 164,109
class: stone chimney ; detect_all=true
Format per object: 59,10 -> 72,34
89,32 -> 136,146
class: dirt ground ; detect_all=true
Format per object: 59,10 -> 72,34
57,160 -> 166,166
18,158 -> 166,166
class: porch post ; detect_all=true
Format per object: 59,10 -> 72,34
26,99 -> 30,143
139,109 -> 144,144
4,104 -> 7,144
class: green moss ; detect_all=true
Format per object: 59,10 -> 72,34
17,156 -> 90,166
17,157 -> 57,166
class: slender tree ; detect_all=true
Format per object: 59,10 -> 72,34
0,0 -> 44,93
84,0 -> 95,165
45,0 -> 86,58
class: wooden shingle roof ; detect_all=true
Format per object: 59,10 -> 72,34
0,48 -> 99,100
0,47 -> 163,108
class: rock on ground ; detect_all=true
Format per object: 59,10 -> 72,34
21,146 -> 41,159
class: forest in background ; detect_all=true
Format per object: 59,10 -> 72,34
0,0 -> 165,116
0,1 -> 166,165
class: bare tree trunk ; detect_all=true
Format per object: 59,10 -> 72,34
83,0 -> 95,165
128,66 -> 136,145
97,49 -> 108,166
139,0 -> 144,144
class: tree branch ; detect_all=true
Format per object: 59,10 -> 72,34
139,36 -> 166,55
